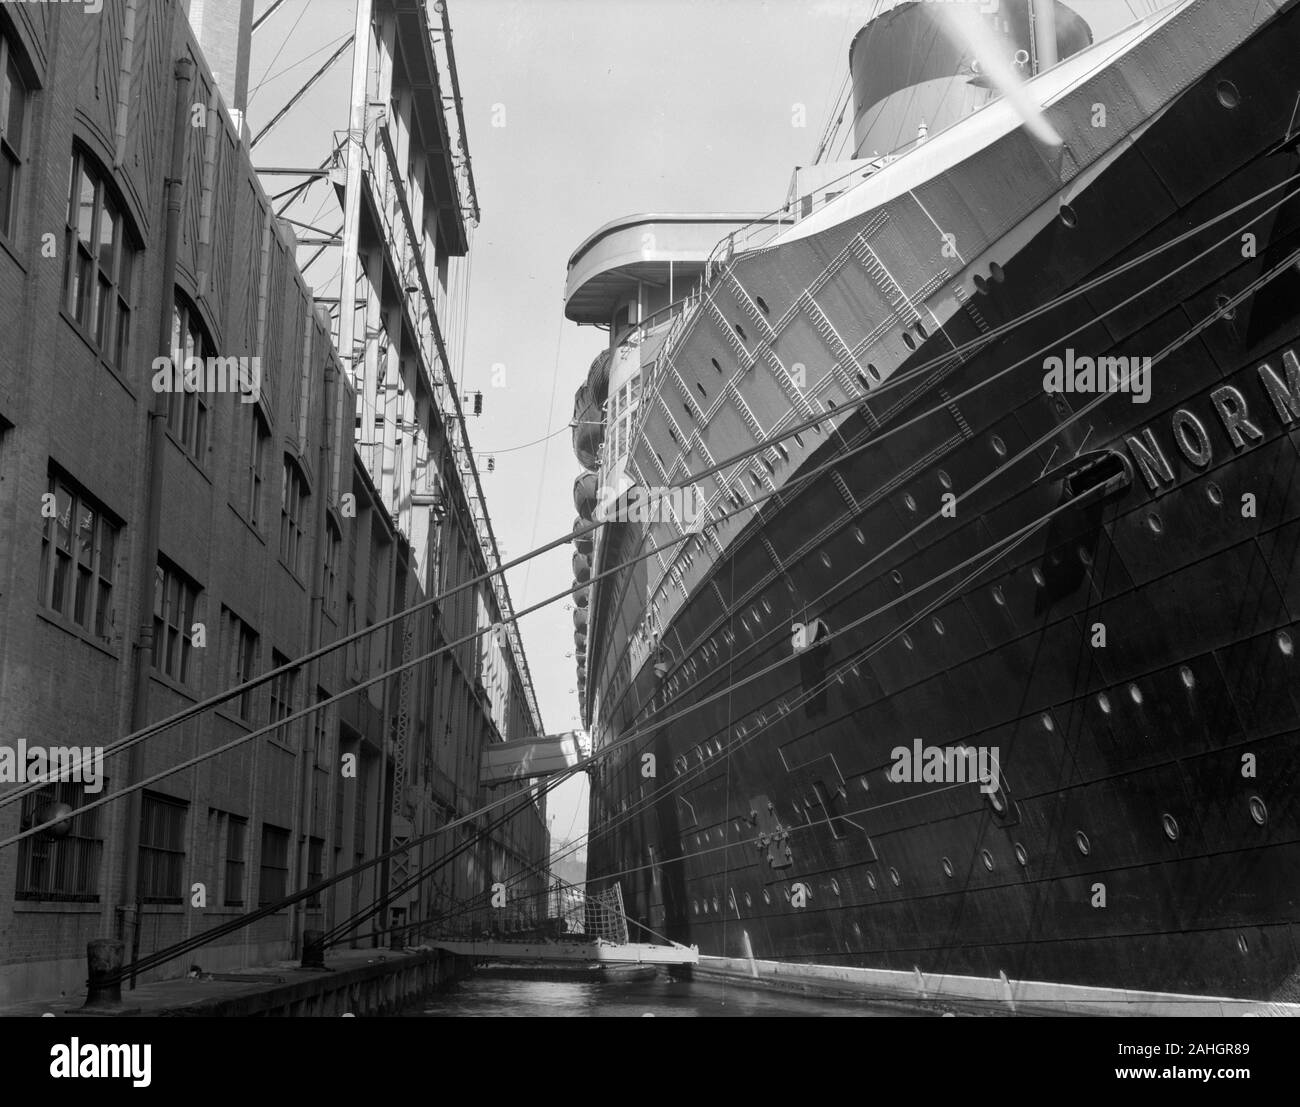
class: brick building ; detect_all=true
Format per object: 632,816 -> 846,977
0,0 -> 548,1004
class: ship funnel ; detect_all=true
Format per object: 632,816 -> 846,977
934,2 -> 1060,146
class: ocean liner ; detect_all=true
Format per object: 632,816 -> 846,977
565,0 -> 1300,1011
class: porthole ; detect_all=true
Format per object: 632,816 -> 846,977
1059,202 -> 1078,229
889,867 -> 901,887
762,597 -> 773,614
696,382 -> 707,400
1180,665 -> 1195,690
860,776 -> 870,792
820,551 -> 832,569
987,788 -> 1006,814
1014,842 -> 1028,867
973,274 -> 989,295
1097,692 -> 1111,714
711,357 -> 722,373
744,891 -> 753,908
1147,512 -> 1163,535
902,633 -> 914,651
904,493 -> 917,512
693,901 -> 700,915
1031,567 -> 1045,587
827,399 -> 837,411
916,321 -> 928,340
701,899 -> 708,915
734,322 -> 747,342
992,585 -> 1006,606
932,616 -> 945,636
866,871 -> 877,890
755,295 -> 770,315
989,262 -> 1005,283
942,856 -> 954,878
1216,79 -> 1240,109
856,371 -> 870,390
1215,293 -> 1237,321
762,889 -> 771,905
1041,712 -> 1054,732
902,332 -> 916,351
1278,630 -> 1293,657
762,457 -> 775,475
1075,830 -> 1091,856
1237,933 -> 1249,955
981,849 -> 994,871
1249,795 -> 1267,825
713,896 -> 720,913
1129,683 -> 1144,706
853,526 -> 866,545
851,921 -> 862,938
793,433 -> 805,448
1162,813 -> 1179,841
1078,545 -> 1093,566
776,443 -> 789,461
937,469 -> 952,490
831,879 -> 841,896
991,434 -> 1007,457
891,569 -> 903,586
867,363 -> 881,383
1207,481 -> 1223,505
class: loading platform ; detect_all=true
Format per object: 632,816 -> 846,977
428,938 -> 698,966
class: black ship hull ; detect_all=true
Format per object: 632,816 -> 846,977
583,0 -> 1300,1007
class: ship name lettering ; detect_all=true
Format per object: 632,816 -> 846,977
1123,350 -> 1300,493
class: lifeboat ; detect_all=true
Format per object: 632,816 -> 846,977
574,471 -> 599,519
572,382 -> 606,471
572,515 -> 593,555
573,607 -> 588,630
574,584 -> 590,608
572,551 -> 590,583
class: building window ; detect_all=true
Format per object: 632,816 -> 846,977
138,792 -> 187,904
38,471 -> 120,641
312,686 -> 329,765
16,781 -> 104,902
306,837 -> 324,907
268,649 -> 298,746
168,297 -> 211,461
323,517 -> 341,614
152,559 -> 199,684
224,815 -> 247,907
64,149 -> 137,367
280,456 -> 308,577
0,31 -> 30,240
246,409 -> 268,528
258,823 -> 291,907
222,607 -> 259,720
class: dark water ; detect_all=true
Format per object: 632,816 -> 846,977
406,971 -> 922,1017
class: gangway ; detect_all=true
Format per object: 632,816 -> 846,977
426,880 -> 698,966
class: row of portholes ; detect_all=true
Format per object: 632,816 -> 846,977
689,797 -> 1273,917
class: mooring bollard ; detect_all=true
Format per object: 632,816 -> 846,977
84,939 -> 124,1008
302,929 -> 325,968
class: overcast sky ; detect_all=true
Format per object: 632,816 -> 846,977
247,0 -> 1155,866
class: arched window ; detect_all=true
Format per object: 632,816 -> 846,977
280,455 -> 310,577
168,295 -> 212,461
64,147 -> 139,368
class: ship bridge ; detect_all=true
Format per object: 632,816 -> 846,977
564,212 -> 767,336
